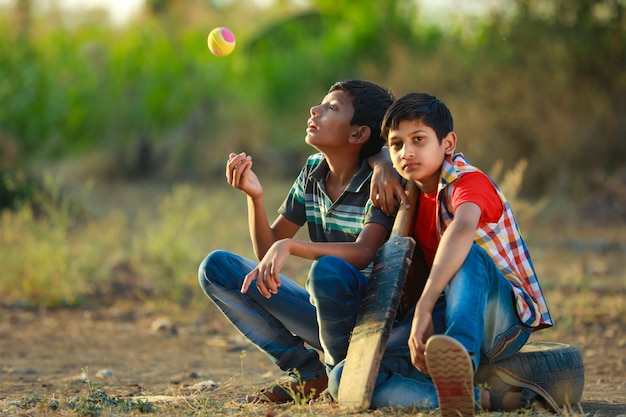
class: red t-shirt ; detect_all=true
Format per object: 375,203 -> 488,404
413,172 -> 503,267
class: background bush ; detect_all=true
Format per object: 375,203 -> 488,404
0,0 -> 624,307
0,0 -> 623,196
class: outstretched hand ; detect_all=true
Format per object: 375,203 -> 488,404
240,239 -> 291,298
226,152 -> 262,198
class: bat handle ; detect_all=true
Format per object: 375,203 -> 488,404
390,181 -> 419,238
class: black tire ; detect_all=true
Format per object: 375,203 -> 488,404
475,341 -> 585,410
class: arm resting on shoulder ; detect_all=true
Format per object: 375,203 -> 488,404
367,147 -> 409,215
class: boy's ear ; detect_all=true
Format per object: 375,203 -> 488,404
443,132 -> 457,155
349,125 -> 371,145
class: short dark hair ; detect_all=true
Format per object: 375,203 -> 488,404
382,93 -> 453,143
329,80 -> 395,159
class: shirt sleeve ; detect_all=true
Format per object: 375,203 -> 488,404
364,203 -> 395,232
451,172 -> 503,223
278,165 -> 308,226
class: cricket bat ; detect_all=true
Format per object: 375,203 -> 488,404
338,181 -> 419,409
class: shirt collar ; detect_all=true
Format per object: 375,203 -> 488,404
439,153 -> 461,193
311,158 -> 372,193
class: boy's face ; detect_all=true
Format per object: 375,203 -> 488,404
305,90 -> 356,150
387,118 -> 455,193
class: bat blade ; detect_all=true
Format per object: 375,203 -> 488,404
337,235 -> 415,409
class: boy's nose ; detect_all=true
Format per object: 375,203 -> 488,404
401,144 -> 414,158
310,105 -> 320,116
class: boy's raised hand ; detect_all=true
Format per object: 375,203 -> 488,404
240,239 -> 290,298
226,152 -> 262,198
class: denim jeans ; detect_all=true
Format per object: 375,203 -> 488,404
328,243 -> 534,409
198,250 -> 368,381
305,255 -> 370,369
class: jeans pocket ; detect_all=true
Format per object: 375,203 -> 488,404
484,324 -> 532,363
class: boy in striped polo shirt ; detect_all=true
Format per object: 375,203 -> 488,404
329,92 -> 553,415
198,80 -> 397,403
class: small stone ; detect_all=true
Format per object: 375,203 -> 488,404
95,369 -> 115,379
150,318 -> 178,336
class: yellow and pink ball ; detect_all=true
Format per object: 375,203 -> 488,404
207,27 -> 236,56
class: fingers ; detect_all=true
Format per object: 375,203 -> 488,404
371,184 -> 395,216
410,338 -> 428,373
226,152 -> 252,188
378,189 -> 393,216
370,183 -> 381,208
409,313 -> 431,374
256,278 -> 272,298
226,152 -> 238,183
240,267 -> 280,299
240,269 -> 258,294
372,181 -> 410,216
241,271 -> 272,298
394,183 -> 410,209
380,184 -> 411,215
259,264 -> 279,295
256,276 -> 278,298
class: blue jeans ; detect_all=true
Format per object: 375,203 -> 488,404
328,244 -> 534,409
198,251 -> 368,381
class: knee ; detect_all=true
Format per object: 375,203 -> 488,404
307,256 -> 345,293
198,250 -> 231,291
309,255 -> 342,281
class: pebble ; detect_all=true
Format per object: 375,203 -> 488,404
150,317 -> 178,336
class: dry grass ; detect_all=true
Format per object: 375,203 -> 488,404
1,392 -> 588,417
0,168 -> 624,417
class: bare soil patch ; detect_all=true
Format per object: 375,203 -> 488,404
0,303 -> 624,416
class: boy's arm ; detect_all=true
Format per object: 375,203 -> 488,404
287,222 -> 388,269
367,147 -> 410,215
227,152 -> 299,259
408,202 -> 482,373
241,222 -> 389,297
247,198 -> 300,260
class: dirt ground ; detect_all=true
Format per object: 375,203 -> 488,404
0,303 -> 624,416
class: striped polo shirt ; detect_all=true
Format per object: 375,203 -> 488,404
278,153 -> 394,273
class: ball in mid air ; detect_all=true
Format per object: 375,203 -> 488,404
207,27 -> 236,56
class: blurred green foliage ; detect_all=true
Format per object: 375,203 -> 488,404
0,173 -> 307,307
0,0 -> 624,198
0,0 -> 624,308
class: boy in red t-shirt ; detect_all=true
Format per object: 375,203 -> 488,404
329,93 -> 553,416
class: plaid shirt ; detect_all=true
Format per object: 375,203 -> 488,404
437,153 -> 553,329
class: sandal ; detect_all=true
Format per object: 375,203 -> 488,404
243,374 -> 329,404
244,383 -> 294,403
484,368 -> 559,412
309,388 -> 335,405
426,335 -> 476,417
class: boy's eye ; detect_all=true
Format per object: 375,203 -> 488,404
389,140 -> 402,149
413,136 -> 424,142
329,104 -> 338,110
